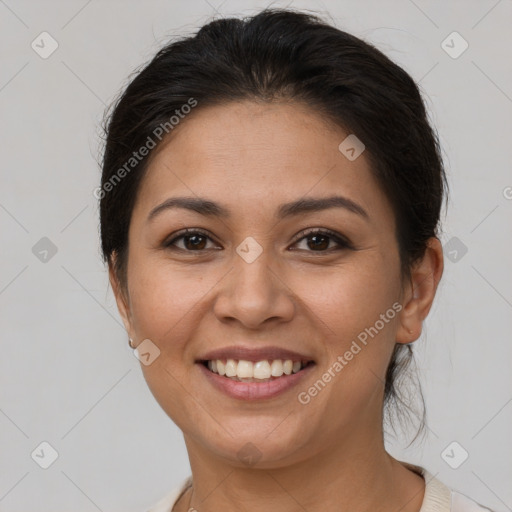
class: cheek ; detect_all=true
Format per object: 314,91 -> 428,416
126,261 -> 210,426
294,264 -> 401,418
295,259 -> 400,341
126,257 -> 211,343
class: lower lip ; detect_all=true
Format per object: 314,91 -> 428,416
196,362 -> 316,400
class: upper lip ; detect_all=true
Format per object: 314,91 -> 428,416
197,346 -> 315,363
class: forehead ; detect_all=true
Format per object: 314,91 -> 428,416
133,100 -> 392,225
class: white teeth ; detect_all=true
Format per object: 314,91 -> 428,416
216,360 -> 226,376
205,358 -> 309,380
253,361 -> 271,379
270,360 -> 284,377
225,359 -> 237,377
237,360 -> 253,378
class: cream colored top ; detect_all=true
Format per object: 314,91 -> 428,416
144,462 -> 494,512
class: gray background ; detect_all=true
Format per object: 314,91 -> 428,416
1,0 -> 511,511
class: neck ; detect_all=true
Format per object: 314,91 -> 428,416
180,426 -> 425,512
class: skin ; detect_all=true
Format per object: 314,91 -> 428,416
109,100 -> 443,512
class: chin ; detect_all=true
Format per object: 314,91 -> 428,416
193,425 -> 313,469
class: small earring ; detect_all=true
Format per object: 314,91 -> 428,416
129,337 -> 135,349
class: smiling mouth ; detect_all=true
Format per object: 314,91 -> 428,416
198,358 -> 315,382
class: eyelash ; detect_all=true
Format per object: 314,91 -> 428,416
164,227 -> 353,253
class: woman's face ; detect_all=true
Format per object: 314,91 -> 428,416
111,100 -> 423,467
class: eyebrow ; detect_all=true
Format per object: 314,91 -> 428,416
147,195 -> 369,223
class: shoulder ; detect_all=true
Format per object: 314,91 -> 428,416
143,469 -> 496,512
450,490 -> 494,512
144,476 -> 192,512
400,461 -> 495,512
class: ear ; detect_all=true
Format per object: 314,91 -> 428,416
108,252 -> 134,337
396,237 -> 444,344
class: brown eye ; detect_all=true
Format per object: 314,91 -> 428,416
292,229 -> 351,252
164,229 -> 217,251
306,233 -> 330,251
183,234 -> 207,250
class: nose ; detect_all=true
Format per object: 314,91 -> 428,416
212,246 -> 295,329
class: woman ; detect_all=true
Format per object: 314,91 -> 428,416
98,8 -> 494,512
